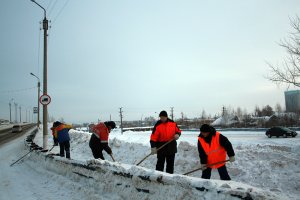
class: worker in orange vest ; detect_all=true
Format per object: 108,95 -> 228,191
198,124 -> 235,180
150,111 -> 181,174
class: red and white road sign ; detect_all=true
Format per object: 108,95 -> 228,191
39,94 -> 51,105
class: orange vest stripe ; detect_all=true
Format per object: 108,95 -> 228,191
198,132 -> 227,169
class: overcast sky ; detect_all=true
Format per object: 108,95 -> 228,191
1,0 -> 300,123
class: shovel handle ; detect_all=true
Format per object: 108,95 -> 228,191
183,159 -> 230,175
136,139 -> 175,166
10,150 -> 33,167
110,154 -> 116,162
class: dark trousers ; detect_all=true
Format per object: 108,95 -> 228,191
90,146 -> 105,160
59,141 -> 70,159
156,154 -> 175,174
201,165 -> 231,180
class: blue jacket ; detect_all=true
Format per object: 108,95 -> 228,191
56,124 -> 72,143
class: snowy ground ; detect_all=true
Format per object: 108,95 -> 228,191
0,128 -> 121,200
1,127 -> 299,199
41,129 -> 300,200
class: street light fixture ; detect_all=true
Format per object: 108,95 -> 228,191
31,0 -> 49,150
30,73 -> 40,128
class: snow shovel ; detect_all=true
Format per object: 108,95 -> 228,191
109,154 -> 116,162
10,149 -> 34,167
48,145 -> 56,152
136,139 -> 175,166
183,159 -> 230,175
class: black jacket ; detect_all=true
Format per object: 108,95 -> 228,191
197,127 -> 235,164
89,134 -> 112,154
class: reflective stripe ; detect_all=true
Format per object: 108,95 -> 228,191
101,140 -> 108,143
206,147 -> 223,155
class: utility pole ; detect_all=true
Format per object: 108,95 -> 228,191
28,109 -> 31,123
170,107 -> 174,120
110,114 -> 111,121
119,107 -> 123,134
30,73 -> 40,128
222,106 -> 226,117
19,106 -> 22,123
14,103 -> 18,123
31,0 -> 48,149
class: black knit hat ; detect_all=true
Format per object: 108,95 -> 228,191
53,121 -> 61,127
200,124 -> 211,132
159,110 -> 168,117
104,121 -> 116,129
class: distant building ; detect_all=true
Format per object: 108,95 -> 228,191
285,90 -> 300,113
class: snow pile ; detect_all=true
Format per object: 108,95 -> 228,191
31,129 -> 300,199
211,116 -> 239,126
26,148 -> 280,200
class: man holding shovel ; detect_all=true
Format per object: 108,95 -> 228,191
150,111 -> 181,174
198,124 -> 235,180
89,121 -> 116,160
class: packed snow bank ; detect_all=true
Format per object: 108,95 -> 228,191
30,129 -> 288,200
26,149 -> 279,200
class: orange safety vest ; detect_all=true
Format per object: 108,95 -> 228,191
92,122 -> 109,143
198,132 -> 226,169
150,121 -> 181,142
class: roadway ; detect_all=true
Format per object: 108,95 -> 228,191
0,124 -> 36,146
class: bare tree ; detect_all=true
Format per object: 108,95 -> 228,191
275,103 -> 283,113
261,105 -> 274,116
236,107 -> 243,119
267,16 -> 300,87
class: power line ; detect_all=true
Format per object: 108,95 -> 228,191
0,86 -> 37,94
48,0 -> 58,17
52,0 -> 70,25
46,0 -> 53,11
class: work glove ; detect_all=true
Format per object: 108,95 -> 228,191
151,147 -> 157,155
201,164 -> 207,171
174,134 -> 180,140
229,156 -> 235,162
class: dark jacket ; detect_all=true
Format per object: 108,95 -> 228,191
197,127 -> 235,164
89,133 -> 112,154
56,124 -> 72,143
150,119 -> 181,155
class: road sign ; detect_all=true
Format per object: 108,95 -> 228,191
39,94 -> 51,105
33,107 -> 38,114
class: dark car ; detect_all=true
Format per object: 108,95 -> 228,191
266,127 -> 298,138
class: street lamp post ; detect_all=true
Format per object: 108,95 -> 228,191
30,73 -> 40,128
31,0 -> 48,149
14,102 -> 18,123
19,106 -> 22,123
9,98 -> 14,123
